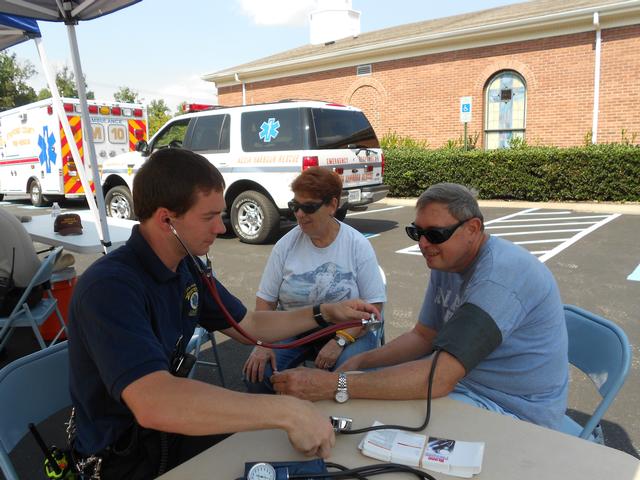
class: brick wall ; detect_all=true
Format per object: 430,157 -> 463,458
217,25 -> 640,148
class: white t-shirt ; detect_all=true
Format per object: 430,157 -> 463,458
0,207 -> 41,287
257,220 -> 386,310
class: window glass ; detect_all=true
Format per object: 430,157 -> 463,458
241,109 -> 303,152
484,71 -> 526,149
190,114 -> 230,152
311,109 -> 379,149
151,118 -> 190,151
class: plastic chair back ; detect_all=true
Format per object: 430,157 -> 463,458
0,341 -> 70,480
564,304 -> 631,440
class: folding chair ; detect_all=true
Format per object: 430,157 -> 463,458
186,327 -> 226,387
0,246 -> 66,351
561,304 -> 631,444
377,265 -> 386,346
0,341 -> 70,480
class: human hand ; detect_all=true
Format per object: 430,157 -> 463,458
272,367 -> 336,401
315,340 -> 342,370
242,346 -> 276,382
283,397 -> 336,458
321,299 -> 380,325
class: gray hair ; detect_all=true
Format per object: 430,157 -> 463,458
416,183 -> 484,224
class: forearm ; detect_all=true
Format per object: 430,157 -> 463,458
241,307 -> 317,342
125,372 -> 299,435
357,329 -> 433,369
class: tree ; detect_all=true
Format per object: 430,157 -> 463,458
114,86 -> 141,103
148,99 -> 172,137
37,65 -> 95,100
0,52 -> 37,110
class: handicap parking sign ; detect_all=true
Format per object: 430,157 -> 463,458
460,96 -> 472,123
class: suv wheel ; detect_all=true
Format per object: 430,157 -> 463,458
230,191 -> 279,244
29,179 -> 48,207
106,186 -> 136,220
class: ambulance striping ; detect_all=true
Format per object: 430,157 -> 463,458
60,115 -> 90,194
128,119 -> 147,150
0,157 -> 39,166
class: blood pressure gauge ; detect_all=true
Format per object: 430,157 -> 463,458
247,462 -> 277,480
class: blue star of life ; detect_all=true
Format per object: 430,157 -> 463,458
259,118 -> 280,143
37,126 -> 57,174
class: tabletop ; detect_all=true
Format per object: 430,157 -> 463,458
22,211 -> 136,254
159,397 -> 640,479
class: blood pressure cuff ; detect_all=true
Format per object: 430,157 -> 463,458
244,459 -> 327,479
432,303 -> 502,373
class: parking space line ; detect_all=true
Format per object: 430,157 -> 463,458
346,205 -> 404,217
537,214 -> 620,262
515,238 -> 572,245
486,221 -> 600,229
495,215 -> 610,222
628,264 -> 640,282
520,211 -> 573,215
493,229 -> 584,236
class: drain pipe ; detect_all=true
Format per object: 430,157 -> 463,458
235,73 -> 246,105
592,12 -> 602,144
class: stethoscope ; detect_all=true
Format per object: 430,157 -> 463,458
166,219 -> 382,350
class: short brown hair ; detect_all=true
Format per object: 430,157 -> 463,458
290,167 -> 342,202
133,148 -> 225,220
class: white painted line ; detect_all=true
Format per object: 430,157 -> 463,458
395,245 -> 422,255
346,205 -> 404,217
486,221 -> 599,229
493,229 -> 583,236
364,233 -> 380,240
520,211 -> 573,215
538,214 -> 621,263
628,264 -> 640,282
515,238 -> 571,245
530,251 -> 548,255
494,215 -> 609,222
484,207 -> 539,225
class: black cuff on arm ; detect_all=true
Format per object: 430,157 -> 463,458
432,303 -> 502,373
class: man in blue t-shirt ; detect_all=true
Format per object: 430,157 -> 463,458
272,183 -> 568,431
67,148 -> 377,479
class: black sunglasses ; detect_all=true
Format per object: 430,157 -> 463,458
288,198 -> 329,214
405,218 -> 471,244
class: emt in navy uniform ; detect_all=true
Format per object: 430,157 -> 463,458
67,148 -> 378,479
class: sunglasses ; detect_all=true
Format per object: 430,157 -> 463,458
405,218 -> 471,244
288,198 -> 329,214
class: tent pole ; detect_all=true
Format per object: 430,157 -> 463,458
65,22 -> 112,253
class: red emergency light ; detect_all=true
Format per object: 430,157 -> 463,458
133,108 -> 143,117
302,156 -> 318,170
47,106 -> 53,115
134,129 -> 145,140
63,103 -> 74,112
334,167 -> 344,174
183,103 -> 216,113
111,107 -> 122,116
381,153 -> 385,176
88,105 -> 99,114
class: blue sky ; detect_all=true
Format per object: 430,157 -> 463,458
6,0 -> 522,111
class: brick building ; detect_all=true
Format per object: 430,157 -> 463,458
203,0 -> 640,149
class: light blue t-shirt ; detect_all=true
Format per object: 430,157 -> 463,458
419,236 -> 568,430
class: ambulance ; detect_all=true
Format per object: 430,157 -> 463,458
0,98 -> 147,206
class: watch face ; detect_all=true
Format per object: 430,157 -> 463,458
247,462 -> 277,480
335,390 -> 349,403
335,337 -> 347,347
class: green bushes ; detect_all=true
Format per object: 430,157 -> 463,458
383,144 -> 640,201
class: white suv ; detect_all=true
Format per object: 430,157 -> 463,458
100,100 -> 388,244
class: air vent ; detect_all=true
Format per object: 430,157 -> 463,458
356,64 -> 372,76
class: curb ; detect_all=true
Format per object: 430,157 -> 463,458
383,197 -> 640,215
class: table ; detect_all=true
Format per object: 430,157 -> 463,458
159,397 -> 640,479
22,210 -> 136,254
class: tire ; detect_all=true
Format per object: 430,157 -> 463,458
29,179 -> 48,207
230,191 -> 280,244
105,186 -> 136,220
0,193 -> 4,201
334,206 -> 348,221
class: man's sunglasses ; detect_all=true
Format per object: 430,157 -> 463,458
405,218 -> 471,244
288,198 -> 330,214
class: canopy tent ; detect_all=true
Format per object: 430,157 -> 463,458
0,0 -> 142,253
0,12 -> 104,246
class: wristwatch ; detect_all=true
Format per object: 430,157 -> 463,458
334,336 -> 347,348
334,372 -> 349,403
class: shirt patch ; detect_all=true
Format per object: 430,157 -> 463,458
184,284 -> 199,316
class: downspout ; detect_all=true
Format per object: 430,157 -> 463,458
592,12 -> 602,144
235,73 -> 246,105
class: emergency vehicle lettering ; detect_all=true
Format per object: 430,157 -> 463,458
326,157 -> 349,165
237,154 -> 299,164
342,172 -> 375,184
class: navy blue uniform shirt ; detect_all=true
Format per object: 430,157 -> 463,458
67,225 -> 247,454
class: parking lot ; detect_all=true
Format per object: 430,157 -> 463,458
1,195 -> 639,466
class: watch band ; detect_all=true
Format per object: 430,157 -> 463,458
313,304 -> 330,328
336,330 -> 356,343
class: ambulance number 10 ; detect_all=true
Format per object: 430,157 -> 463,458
91,124 -> 127,144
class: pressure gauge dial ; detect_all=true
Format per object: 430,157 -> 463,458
247,462 -> 277,480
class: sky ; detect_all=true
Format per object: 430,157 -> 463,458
6,0 -> 523,112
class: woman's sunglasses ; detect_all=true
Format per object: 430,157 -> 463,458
405,218 -> 471,244
288,198 -> 329,214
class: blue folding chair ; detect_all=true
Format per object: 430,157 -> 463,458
0,341 -> 70,480
0,246 -> 66,352
186,327 -> 226,387
561,304 -> 631,444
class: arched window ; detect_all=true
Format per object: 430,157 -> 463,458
484,71 -> 526,149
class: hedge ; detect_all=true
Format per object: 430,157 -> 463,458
383,144 -> 640,201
